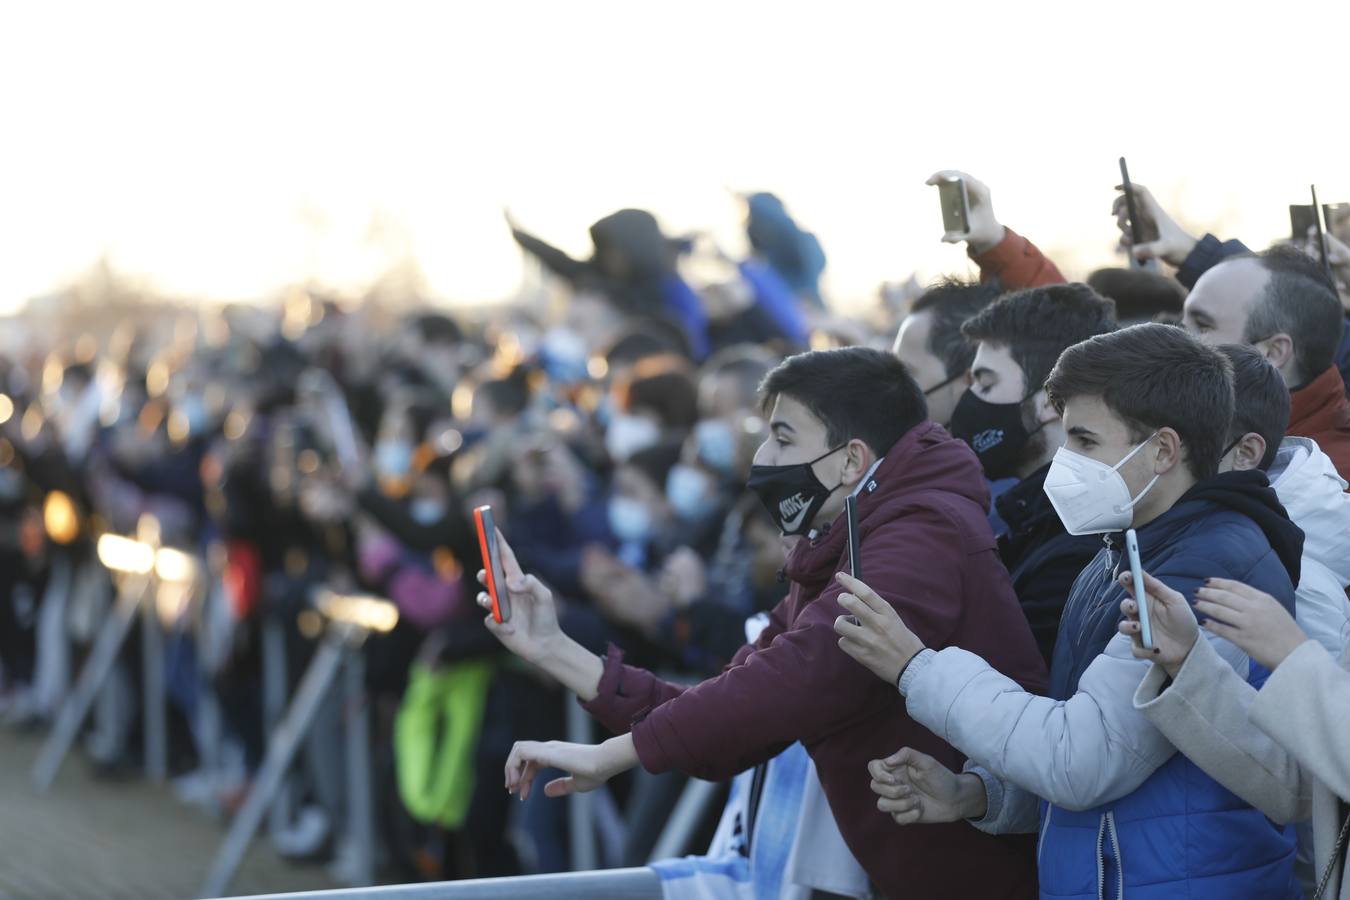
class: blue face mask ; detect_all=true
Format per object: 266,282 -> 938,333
608,496 -> 654,544
694,420 -> 738,475
375,441 -> 414,479
409,497 -> 446,526
666,463 -> 718,522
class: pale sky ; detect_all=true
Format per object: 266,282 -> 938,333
2,1 -> 1348,315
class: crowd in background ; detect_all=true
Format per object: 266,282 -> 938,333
2,174 -> 1350,896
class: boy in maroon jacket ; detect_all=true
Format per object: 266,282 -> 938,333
479,347 -> 1047,899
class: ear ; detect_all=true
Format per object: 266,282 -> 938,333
1229,433 -> 1267,472
1151,427 -> 1184,475
1031,390 -> 1060,425
841,438 -> 875,487
1258,333 -> 1295,372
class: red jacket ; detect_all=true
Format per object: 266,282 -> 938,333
583,422 -> 1048,899
972,226 -> 1065,288
1290,365 -> 1350,488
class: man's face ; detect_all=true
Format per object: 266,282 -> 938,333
1060,395 -> 1156,501
893,311 -> 965,426
969,342 -> 1027,404
752,395 -> 849,528
1183,258 -> 1268,346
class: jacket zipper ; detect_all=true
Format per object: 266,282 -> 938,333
1038,803 -> 1054,867
1106,811 -> 1124,900
1095,814 -> 1107,900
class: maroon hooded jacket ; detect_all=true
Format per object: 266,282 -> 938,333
583,421 -> 1048,899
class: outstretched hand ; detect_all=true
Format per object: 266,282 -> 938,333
926,170 -> 1004,254
1111,182 -> 1197,266
832,572 -> 924,685
477,529 -> 563,665
504,736 -> 637,801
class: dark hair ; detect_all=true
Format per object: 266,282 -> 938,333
626,368 -> 699,430
605,324 -> 688,368
476,371 -> 530,420
961,283 -> 1118,396
627,438 -> 684,492
1243,246 -> 1344,383
906,278 -> 1004,378
410,312 -> 464,346
759,347 -> 926,456
1086,268 -> 1186,324
1045,323 -> 1233,480
1218,344 -> 1289,471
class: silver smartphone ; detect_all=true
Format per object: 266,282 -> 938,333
1125,528 -> 1152,650
937,176 -> 970,238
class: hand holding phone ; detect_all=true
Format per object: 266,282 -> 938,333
935,175 -> 971,241
1124,528 -> 1152,650
474,506 -> 511,623
846,494 -> 862,582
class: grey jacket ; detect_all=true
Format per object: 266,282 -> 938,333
1134,637 -> 1350,899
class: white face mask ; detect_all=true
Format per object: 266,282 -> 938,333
1043,433 -> 1160,535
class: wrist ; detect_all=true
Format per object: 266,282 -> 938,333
967,223 -> 1006,256
1164,233 -> 1198,267
957,773 -> 988,820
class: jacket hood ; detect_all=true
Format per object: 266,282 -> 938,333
1173,470 -> 1304,587
588,209 -> 676,280
1271,436 -> 1350,586
786,421 -> 988,587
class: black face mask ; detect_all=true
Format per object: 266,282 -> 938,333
948,389 -> 1044,481
746,444 -> 847,536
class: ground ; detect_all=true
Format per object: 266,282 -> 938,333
0,726 -> 338,900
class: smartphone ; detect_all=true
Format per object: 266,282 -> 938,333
473,505 -> 511,623
1312,185 -> 1333,282
1124,528 -> 1152,650
1118,157 -> 1145,270
937,176 -> 970,238
845,494 -> 861,581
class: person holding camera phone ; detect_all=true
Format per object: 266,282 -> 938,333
833,325 -> 1304,899
476,347 -> 1047,899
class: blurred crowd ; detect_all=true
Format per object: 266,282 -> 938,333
2,175 -> 1350,896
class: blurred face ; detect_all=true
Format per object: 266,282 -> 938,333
1184,259 -> 1267,346
894,311 -> 966,426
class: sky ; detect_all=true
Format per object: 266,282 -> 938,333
2,1 -> 1349,315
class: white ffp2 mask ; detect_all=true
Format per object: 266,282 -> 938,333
1043,434 -> 1160,535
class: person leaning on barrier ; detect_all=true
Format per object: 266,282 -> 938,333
475,346 -> 1048,900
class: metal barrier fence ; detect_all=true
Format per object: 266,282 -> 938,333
25,528 -> 725,899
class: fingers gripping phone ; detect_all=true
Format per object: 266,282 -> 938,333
474,506 -> 511,623
937,176 -> 970,238
1124,528 -> 1152,650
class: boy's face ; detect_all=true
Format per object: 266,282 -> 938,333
753,394 -> 851,530
1060,394 -> 1157,501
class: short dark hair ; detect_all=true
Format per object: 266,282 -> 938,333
1242,246 -> 1344,383
961,283 -> 1118,396
759,347 -> 926,456
1086,268 -> 1186,324
1045,323 -> 1233,480
906,278 -> 1004,378
1218,344 -> 1289,471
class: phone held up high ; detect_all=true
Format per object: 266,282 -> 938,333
474,505 -> 511,624
1118,157 -> 1148,271
936,175 -> 970,239
846,494 -> 861,581
1124,528 -> 1152,650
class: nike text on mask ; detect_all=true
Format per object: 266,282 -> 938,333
746,444 -> 847,536
948,389 -> 1045,481
1042,433 -> 1160,535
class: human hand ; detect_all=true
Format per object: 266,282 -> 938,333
504,735 -> 636,801
476,530 -> 564,665
1112,182 -> 1198,266
832,572 -> 924,685
868,748 -> 986,825
1194,578 -> 1308,671
926,170 -> 1004,253
1116,569 -> 1199,678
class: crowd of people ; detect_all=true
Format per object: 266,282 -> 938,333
2,171 -> 1350,899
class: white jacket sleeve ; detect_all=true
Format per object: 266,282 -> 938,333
1250,639 -> 1350,801
1133,633 -> 1311,824
903,630 -> 1248,811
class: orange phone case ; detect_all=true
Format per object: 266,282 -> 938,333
474,507 -> 506,623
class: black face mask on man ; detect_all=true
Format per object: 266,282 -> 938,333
948,389 -> 1046,482
746,444 -> 847,536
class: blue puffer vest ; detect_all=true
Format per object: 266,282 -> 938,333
1040,491 -> 1301,899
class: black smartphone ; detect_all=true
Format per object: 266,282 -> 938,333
1119,157 -> 1145,269
1312,185 -> 1333,281
845,493 -> 861,581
